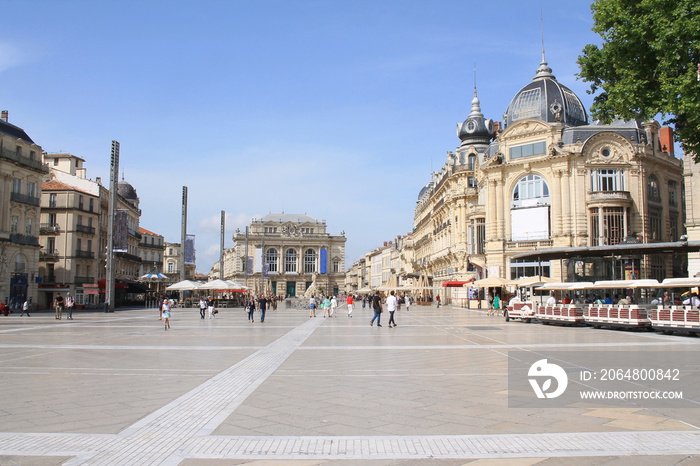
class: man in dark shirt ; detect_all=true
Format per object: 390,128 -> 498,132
370,291 -> 382,327
258,295 -> 268,323
54,293 -> 64,320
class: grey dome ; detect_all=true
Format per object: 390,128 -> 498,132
504,58 -> 588,128
118,180 -> 138,201
457,88 -> 495,144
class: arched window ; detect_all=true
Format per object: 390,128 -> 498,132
285,249 -> 297,273
648,175 -> 661,202
512,174 -> 550,205
304,249 -> 316,273
266,248 -> 278,273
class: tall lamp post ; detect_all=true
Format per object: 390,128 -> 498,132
105,140 -> 119,313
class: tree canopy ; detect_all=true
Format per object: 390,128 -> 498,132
577,0 -> 700,160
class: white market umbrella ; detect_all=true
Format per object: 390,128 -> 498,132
165,280 -> 202,291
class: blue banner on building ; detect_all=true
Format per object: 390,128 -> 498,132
320,248 -> 327,274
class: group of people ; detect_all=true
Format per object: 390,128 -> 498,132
308,295 -> 340,318
52,292 -> 75,320
244,295 -> 269,323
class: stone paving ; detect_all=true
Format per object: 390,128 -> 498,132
0,303 -> 699,465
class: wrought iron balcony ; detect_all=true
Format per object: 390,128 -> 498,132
11,191 -> 41,207
74,276 -> 95,285
40,249 -> 60,262
76,224 -> 96,235
10,234 -> 39,246
0,147 -> 48,173
40,223 -> 60,234
75,250 -> 95,259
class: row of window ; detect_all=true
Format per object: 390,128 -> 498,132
513,172 -> 678,205
261,248 -> 340,273
12,178 -> 38,198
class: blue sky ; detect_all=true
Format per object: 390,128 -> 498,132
2,0 -> 606,273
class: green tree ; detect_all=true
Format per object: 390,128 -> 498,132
577,0 -> 700,160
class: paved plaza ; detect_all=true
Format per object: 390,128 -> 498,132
0,303 -> 699,465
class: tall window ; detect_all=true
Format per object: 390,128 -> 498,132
590,207 -> 626,246
668,181 -> 678,207
475,218 -> 486,255
468,154 -> 476,170
304,249 -> 316,273
590,169 -> 625,192
49,193 -> 57,208
12,178 -> 22,193
11,215 -> 19,233
670,213 -> 679,242
285,249 -> 297,273
647,175 -> 661,202
27,182 -> 37,198
649,210 -> 662,242
25,218 -> 33,236
266,248 -> 278,273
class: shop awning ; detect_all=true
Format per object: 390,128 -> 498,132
442,281 -> 470,287
98,279 -> 127,290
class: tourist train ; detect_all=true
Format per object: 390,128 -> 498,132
504,278 -> 700,335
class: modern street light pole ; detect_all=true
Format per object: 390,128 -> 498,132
105,140 -> 119,313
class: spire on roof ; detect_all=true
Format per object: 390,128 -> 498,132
534,8 -> 554,79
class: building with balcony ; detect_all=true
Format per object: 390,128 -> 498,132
39,154 -> 101,308
224,213 -> 346,297
164,242 -> 196,283
0,111 -> 47,309
38,154 -> 145,308
413,55 -> 685,288
138,227 -> 165,277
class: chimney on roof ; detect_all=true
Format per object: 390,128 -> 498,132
1,110 -> 7,122
659,126 -> 674,156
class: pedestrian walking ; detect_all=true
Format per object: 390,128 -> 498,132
309,296 -> 317,318
207,296 -> 215,319
322,295 -> 331,318
54,293 -> 64,320
258,294 -> 268,323
20,299 -> 30,317
346,294 -> 354,317
245,296 -> 256,322
199,297 -> 207,319
362,295 -> 366,309
370,291 -> 382,327
162,299 -> 171,330
387,290 -> 398,328
330,296 -> 338,317
404,294 -> 410,312
436,294 -> 441,308
65,293 -> 75,320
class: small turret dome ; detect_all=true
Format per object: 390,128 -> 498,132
457,87 -> 495,145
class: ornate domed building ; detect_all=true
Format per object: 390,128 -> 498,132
413,54 -> 685,292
